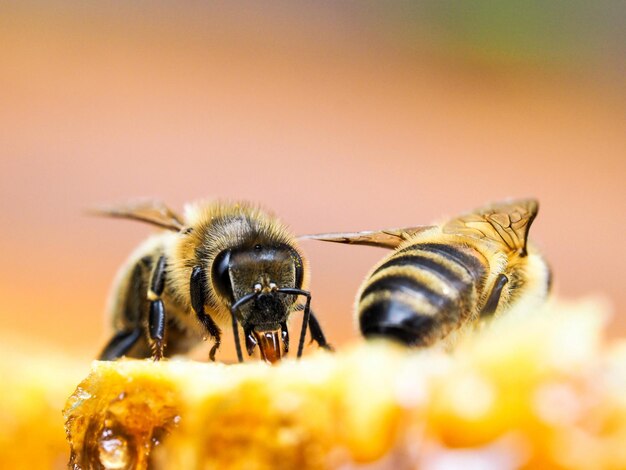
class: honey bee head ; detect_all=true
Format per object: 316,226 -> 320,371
177,201 -> 310,362
213,243 -> 303,313
211,241 -> 305,362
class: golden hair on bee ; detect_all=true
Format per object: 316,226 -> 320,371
93,200 -> 330,364
303,199 -> 550,347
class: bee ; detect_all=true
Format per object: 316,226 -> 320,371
302,199 -> 550,347
95,200 -> 331,364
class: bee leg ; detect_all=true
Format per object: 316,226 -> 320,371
245,326 -> 258,356
292,292 -> 311,359
149,300 -> 166,360
293,305 -> 332,351
481,273 -> 509,318
148,255 -> 167,360
281,321 -> 289,355
190,266 -> 222,361
99,329 -> 142,360
277,290 -> 312,358
308,311 -> 333,352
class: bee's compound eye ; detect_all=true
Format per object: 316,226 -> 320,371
286,246 -> 304,289
212,250 -> 234,301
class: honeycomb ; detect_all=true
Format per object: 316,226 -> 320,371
60,298 -> 626,469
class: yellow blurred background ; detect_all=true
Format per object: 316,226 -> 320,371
1,2 -> 624,362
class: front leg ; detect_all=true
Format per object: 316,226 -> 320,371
280,321 -> 289,355
190,266 -> 222,361
147,255 -> 167,360
309,310 -> 334,351
293,305 -> 333,352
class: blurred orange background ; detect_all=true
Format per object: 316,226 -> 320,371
1,2 -> 624,361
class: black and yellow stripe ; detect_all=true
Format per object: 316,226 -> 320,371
358,242 -> 488,346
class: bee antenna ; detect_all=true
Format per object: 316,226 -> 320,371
276,288 -> 311,359
230,293 -> 258,363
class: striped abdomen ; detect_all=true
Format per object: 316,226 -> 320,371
358,243 -> 488,346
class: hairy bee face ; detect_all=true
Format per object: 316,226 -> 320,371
212,244 -> 302,362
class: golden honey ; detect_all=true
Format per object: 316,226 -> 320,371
57,299 -> 626,469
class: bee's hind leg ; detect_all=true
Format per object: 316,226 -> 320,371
99,328 -> 142,360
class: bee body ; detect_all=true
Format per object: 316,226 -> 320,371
305,199 -> 550,347
359,233 -> 483,345
97,200 -> 330,363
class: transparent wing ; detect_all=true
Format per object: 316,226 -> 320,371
88,200 -> 185,231
442,199 -> 539,255
299,226 -> 435,249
